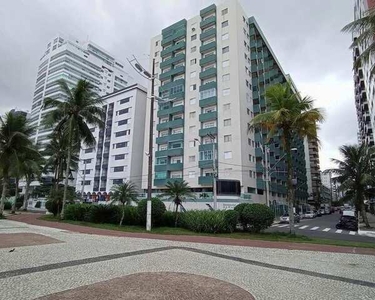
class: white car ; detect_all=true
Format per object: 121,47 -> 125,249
304,211 -> 315,219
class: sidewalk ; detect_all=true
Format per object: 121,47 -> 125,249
359,212 -> 375,238
6,212 -> 375,256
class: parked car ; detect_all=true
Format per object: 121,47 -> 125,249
315,210 -> 322,217
304,211 -> 315,219
336,215 -> 358,231
279,213 -> 300,223
319,208 -> 325,215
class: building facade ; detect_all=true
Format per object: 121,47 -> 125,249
353,0 -> 375,146
307,138 -> 321,207
28,34 -> 133,150
76,84 -> 147,201
142,0 -> 308,208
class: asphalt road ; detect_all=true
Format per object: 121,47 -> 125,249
267,212 -> 375,243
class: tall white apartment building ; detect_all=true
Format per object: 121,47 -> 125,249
29,34 -> 133,149
76,84 -> 147,200
142,0 -> 309,209
354,0 -> 375,146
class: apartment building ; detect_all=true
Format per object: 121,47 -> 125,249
142,1 -> 308,208
307,138 -> 321,206
353,0 -> 375,146
76,84 -> 147,200
29,34 -> 133,149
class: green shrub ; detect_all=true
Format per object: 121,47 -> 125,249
161,211 -> 177,227
234,203 -> 248,223
45,200 -> 61,216
180,210 -> 236,233
137,198 -> 166,227
84,204 -> 121,224
65,203 -> 92,221
239,203 -> 274,233
223,210 -> 239,233
3,201 -> 12,210
120,206 -> 141,226
35,201 -> 41,208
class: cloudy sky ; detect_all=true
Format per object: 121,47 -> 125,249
0,0 -> 356,170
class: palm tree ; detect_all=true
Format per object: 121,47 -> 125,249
111,181 -> 139,226
0,111 -> 36,216
327,144 -> 374,228
249,82 -> 324,234
43,79 -> 105,219
160,180 -> 195,226
342,8 -> 375,71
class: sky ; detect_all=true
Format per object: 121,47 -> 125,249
0,0 -> 356,170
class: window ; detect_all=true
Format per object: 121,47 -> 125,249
83,159 -> 92,164
189,126 -> 196,134
119,97 -> 130,104
113,166 -> 124,172
199,87 -> 216,100
222,8 -> 228,15
171,156 -> 182,164
191,46 -> 196,53
190,84 -> 196,91
223,88 -> 230,96
222,60 -> 230,68
155,51 -> 159,57
157,157 -> 167,165
189,141 -> 195,148
114,154 -> 125,160
155,172 -> 167,179
247,108 -> 250,115
190,71 -> 196,78
189,171 -> 196,178
223,103 -> 231,110
224,119 -> 231,126
85,148 -> 93,153
189,155 -> 196,162
222,20 -> 229,28
189,98 -> 196,105
203,121 -> 216,128
222,46 -> 229,54
113,179 -> 123,185
224,151 -> 232,159
116,108 -> 129,115
159,144 -> 168,150
222,33 -> 229,40
224,135 -> 232,142
114,142 -> 128,149
189,112 -> 196,120
82,169 -> 91,175
115,130 -> 130,137
249,170 -> 253,178
222,74 -> 230,82
191,34 -> 197,41
170,141 -> 182,148
155,40 -> 159,46
89,128 -> 95,132
200,150 -> 213,161
172,128 -> 183,134
190,58 -> 197,65
249,154 -> 252,161
82,180 -> 91,186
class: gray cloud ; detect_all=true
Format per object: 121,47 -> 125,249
0,0 -> 355,169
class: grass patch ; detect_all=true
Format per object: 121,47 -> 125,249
39,215 -> 375,249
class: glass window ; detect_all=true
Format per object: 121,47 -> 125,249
189,141 -> 195,148
85,148 -> 94,153
224,135 -> 232,142
189,98 -> 196,105
200,150 -> 213,161
189,111 -> 196,118
170,141 -> 182,148
199,88 -> 216,100
172,127 -> 183,134
223,103 -> 230,110
116,108 -> 129,115
119,97 -> 130,104
222,60 -> 230,67
222,20 -> 229,28
113,166 -> 124,172
84,159 -> 92,164
222,33 -> 229,40
156,157 -> 167,165
115,142 -> 128,148
191,46 -> 197,53
114,154 -> 125,160
222,46 -> 229,54
190,71 -> 196,78
190,84 -> 197,91
155,41 -> 159,46
223,88 -> 230,96
155,51 -> 159,57
189,155 -> 196,162
222,74 -> 230,81
155,172 -> 167,179
222,8 -> 228,15
190,58 -> 197,65
191,34 -> 197,41
224,151 -> 232,159
224,119 -> 231,126
159,144 -> 168,150
113,179 -> 123,185
118,119 -> 129,126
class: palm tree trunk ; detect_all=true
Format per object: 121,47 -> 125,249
120,204 -> 125,226
174,202 -> 179,227
61,121 -> 73,220
285,134 -> 295,234
11,177 -> 19,214
359,195 -> 370,227
0,167 -> 9,216
23,177 -> 31,211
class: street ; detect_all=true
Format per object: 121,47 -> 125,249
267,212 -> 375,243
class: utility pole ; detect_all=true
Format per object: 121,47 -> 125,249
264,145 -> 269,207
81,160 -> 87,201
211,134 -> 218,210
146,58 -> 155,231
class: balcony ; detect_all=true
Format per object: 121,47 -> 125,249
155,133 -> 184,145
199,126 -> 217,137
160,53 -> 186,69
255,148 -> 263,157
256,178 -> 265,189
156,118 -> 184,131
199,160 -> 213,169
199,111 -> 217,122
200,4 -> 216,17
157,104 -> 184,117
159,65 -> 185,80
161,41 -> 186,57
199,67 -> 217,80
199,81 -> 217,92
198,143 -> 216,152
200,27 -> 216,40
161,28 -> 186,47
198,176 -> 213,185
154,177 -> 183,186
256,163 -> 263,172
199,96 -> 217,107
199,54 -> 216,66
200,41 -> 216,53
200,15 -> 216,29
155,147 -> 184,157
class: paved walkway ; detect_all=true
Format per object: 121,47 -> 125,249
1,215 -> 375,299
7,213 -> 375,255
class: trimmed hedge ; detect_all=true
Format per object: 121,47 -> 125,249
83,204 -> 121,224
137,198 -> 166,227
235,203 -> 274,232
161,211 -> 177,227
64,203 -> 92,221
180,210 -> 239,233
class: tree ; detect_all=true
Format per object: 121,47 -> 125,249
43,79 -> 105,219
327,144 -> 374,228
0,111 -> 36,216
110,181 -> 139,226
160,180 -> 195,226
249,82 -> 324,234
342,8 -> 375,72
